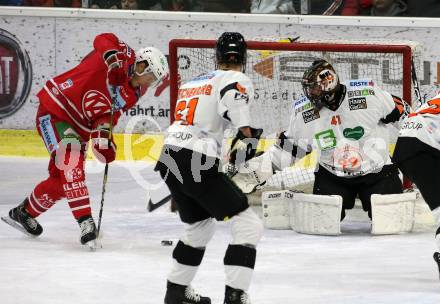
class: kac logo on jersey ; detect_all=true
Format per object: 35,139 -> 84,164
82,90 -> 111,120
0,29 -> 32,119
348,97 -> 367,110
302,108 -> 320,123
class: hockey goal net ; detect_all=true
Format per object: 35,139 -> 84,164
168,38 -> 422,192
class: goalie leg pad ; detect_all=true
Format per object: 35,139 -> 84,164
261,190 -> 294,230
412,189 -> 437,232
290,193 -> 342,235
371,193 -> 417,235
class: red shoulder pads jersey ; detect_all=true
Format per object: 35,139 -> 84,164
37,33 -> 142,140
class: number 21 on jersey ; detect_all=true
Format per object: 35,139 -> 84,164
175,97 -> 199,125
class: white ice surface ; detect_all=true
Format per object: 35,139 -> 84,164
0,156 -> 439,304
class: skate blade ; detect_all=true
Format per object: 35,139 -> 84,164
84,239 -> 102,251
1,216 -> 38,238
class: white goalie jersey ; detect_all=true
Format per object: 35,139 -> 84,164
270,79 -> 398,177
165,70 -> 254,158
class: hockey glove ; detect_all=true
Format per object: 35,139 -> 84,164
105,52 -> 128,86
229,127 -> 263,164
91,125 -> 116,163
226,127 -> 263,177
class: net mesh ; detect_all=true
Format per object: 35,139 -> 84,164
173,39 -> 420,191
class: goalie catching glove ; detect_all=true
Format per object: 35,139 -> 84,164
91,124 -> 116,163
231,151 -> 275,194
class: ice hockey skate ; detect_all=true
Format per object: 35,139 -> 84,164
224,286 -> 251,304
434,252 -> 440,280
164,281 -> 211,304
1,201 -> 43,237
78,215 -> 100,251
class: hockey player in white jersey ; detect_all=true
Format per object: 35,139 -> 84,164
393,94 -> 440,279
234,59 -> 406,220
154,32 -> 264,304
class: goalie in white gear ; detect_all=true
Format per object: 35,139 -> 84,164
155,32 -> 264,304
235,59 -> 406,221
393,93 -> 440,279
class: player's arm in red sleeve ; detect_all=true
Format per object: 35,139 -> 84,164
93,33 -> 131,86
93,33 -> 124,59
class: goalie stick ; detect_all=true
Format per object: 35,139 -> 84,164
147,194 -> 172,212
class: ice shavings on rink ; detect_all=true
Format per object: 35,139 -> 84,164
0,156 -> 439,304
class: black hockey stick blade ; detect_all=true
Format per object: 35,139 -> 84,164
147,194 -> 172,212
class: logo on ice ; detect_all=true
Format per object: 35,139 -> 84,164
0,29 -> 32,119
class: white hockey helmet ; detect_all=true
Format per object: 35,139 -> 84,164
135,47 -> 168,88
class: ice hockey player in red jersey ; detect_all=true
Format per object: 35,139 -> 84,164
1,33 -> 168,248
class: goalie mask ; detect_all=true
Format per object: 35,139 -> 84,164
216,32 -> 247,71
135,47 -> 169,88
302,60 -> 340,109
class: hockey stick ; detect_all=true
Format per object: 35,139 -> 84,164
322,0 -> 343,15
411,58 -> 423,108
147,194 -> 172,212
96,85 -> 116,238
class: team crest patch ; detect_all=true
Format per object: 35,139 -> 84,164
82,90 -> 111,120
302,108 -> 320,123
348,97 -> 367,110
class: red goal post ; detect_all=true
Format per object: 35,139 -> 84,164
169,39 -> 414,123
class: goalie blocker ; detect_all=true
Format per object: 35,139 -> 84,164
261,191 -> 419,235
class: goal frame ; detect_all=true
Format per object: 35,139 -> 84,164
169,38 -> 413,123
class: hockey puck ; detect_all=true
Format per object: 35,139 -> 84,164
161,240 -> 173,246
